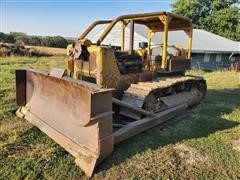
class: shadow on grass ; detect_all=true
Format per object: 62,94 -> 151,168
97,88 -> 240,173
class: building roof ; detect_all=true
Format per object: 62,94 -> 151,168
191,30 -> 240,53
134,26 -> 240,53
87,23 -> 240,54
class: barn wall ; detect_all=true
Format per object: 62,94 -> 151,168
190,53 -> 238,70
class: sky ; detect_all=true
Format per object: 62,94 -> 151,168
0,0 -> 175,37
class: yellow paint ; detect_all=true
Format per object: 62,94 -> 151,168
176,45 -> 186,59
184,27 -> 193,60
100,48 -> 121,87
77,38 -> 93,46
136,48 -> 147,57
66,44 -> 74,76
96,47 -> 103,85
121,23 -> 125,51
70,12 -> 194,83
66,59 -> 74,76
72,45 -> 121,87
160,15 -> 169,69
73,45 -> 98,79
187,28 -> 193,59
147,29 -> 154,54
66,44 -> 74,56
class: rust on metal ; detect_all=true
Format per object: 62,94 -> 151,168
112,97 -> 154,117
114,104 -> 187,144
16,69 -> 206,176
16,69 -> 114,177
49,68 -> 67,78
161,88 -> 203,107
16,69 -> 27,106
119,76 -> 205,118
168,59 -> 191,71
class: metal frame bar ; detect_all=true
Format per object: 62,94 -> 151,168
96,11 -> 191,45
128,20 -> 134,54
147,29 -> 154,53
159,15 -> 171,69
112,98 -> 154,117
121,22 -> 125,51
114,104 -> 186,144
78,20 -> 112,40
187,26 -> 193,59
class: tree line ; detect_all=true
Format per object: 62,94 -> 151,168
171,0 -> 240,41
0,32 -> 74,48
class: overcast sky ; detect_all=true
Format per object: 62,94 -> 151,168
1,0 -> 174,37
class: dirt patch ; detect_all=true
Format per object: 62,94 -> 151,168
173,144 -> 209,165
233,138 -> 240,152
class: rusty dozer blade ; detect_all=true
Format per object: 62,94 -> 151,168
15,68 -> 206,177
15,68 -> 114,176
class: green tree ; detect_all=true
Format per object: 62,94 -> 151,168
0,32 -> 15,43
51,36 -> 68,48
1,32 -> 69,48
171,0 -> 240,41
41,36 -> 68,48
28,36 -> 41,46
10,32 -> 29,45
41,36 -> 51,47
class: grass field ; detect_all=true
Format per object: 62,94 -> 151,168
0,56 -> 240,179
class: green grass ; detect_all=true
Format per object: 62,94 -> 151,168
0,56 -> 240,179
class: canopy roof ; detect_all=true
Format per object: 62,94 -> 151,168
113,11 -> 192,32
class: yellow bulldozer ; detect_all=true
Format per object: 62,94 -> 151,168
15,12 -> 207,176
